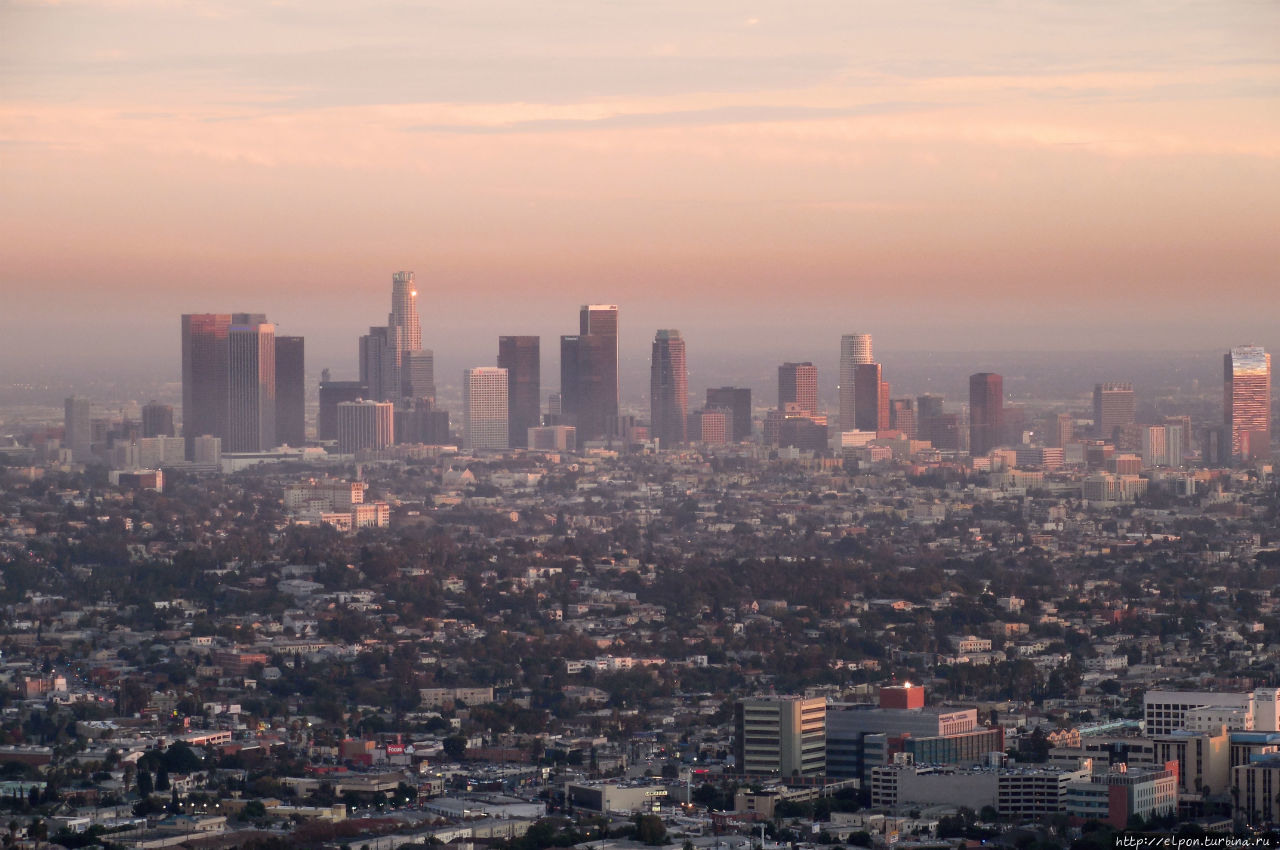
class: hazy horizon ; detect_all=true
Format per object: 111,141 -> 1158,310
3,0 -> 1278,377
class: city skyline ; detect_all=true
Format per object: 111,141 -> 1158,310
3,2 -> 1279,375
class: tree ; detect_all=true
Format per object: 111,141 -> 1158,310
137,770 -> 153,797
633,814 -> 666,846
155,766 -> 170,792
442,735 -> 467,762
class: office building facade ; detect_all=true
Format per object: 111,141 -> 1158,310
498,336 -> 540,448
969,372 -> 1004,455
274,335 -> 305,447
778,362 -> 818,418
649,329 -> 688,449
706,387 -> 752,441
559,304 -> 619,442
839,333 -> 874,427
141,402 -> 175,439
463,367 -> 509,451
181,313 -> 232,460
64,396 -> 92,461
336,400 -> 394,454
1225,345 -> 1271,462
854,363 -> 888,432
226,319 -> 276,453
1093,382 -> 1136,441
733,696 -> 826,777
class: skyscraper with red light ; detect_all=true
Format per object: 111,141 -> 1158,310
969,372 -> 1004,455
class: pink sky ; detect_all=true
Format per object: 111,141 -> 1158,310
2,0 -> 1279,373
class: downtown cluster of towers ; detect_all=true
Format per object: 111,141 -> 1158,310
178,271 -> 1273,464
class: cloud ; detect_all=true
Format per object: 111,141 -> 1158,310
404,101 -> 947,134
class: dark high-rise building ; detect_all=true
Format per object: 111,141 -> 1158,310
560,304 -> 619,442
275,335 -> 305,447
650,329 -> 688,449
181,313 -> 231,460
64,395 -> 92,461
778,362 -> 818,417
706,387 -> 752,442
1093,382 -> 1136,440
889,398 -> 916,439
498,336 -> 540,448
1225,345 -> 1271,462
403,350 -> 436,402
359,326 -> 396,402
357,271 -> 428,405
226,320 -> 276,453
318,380 -> 366,441
839,334 -> 874,428
926,413 -> 962,451
398,397 -> 451,445
917,394 -> 945,422
853,363 -> 888,432
141,401 -> 175,439
969,372 -> 1004,455
560,307 -> 618,443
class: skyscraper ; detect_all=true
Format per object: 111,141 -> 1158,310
226,319 -> 276,453
275,335 -> 305,447
64,396 -> 91,461
141,402 -> 175,438
360,271 -> 428,404
464,367 -> 509,451
1050,412 -> 1075,449
778,362 -> 818,417
498,336 -> 540,448
318,380 -> 367,441
650,329 -> 688,449
337,399 -> 394,454
839,334 -> 873,427
706,387 -> 752,442
388,270 -> 422,353
560,304 -> 619,442
733,696 -> 827,778
969,372 -> 1004,455
359,326 -> 396,402
889,398 -> 916,439
853,363 -> 889,432
1225,345 -> 1271,462
403,350 -> 436,401
181,313 -> 231,460
1093,382 -> 1136,440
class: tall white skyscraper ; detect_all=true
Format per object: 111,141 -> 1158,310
464,367 -> 509,451
361,271 -> 427,402
389,270 -> 422,353
226,319 -> 276,453
839,333 -> 874,428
